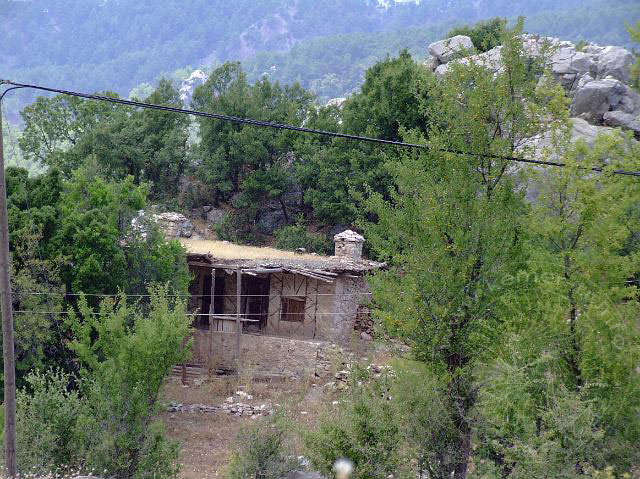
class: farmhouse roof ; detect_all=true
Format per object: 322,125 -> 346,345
180,238 -> 384,278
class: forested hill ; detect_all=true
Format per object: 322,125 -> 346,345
2,0 -> 639,113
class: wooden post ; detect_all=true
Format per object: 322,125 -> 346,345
0,99 -> 18,478
209,268 -> 216,358
236,268 -> 241,359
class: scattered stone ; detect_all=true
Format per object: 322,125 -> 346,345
168,400 -> 272,416
235,390 -> 253,400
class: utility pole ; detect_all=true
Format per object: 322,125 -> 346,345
0,94 -> 18,478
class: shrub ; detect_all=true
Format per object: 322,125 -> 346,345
214,210 -> 262,245
226,411 -> 298,479
274,223 -> 332,255
6,286 -> 191,479
13,369 -> 86,474
448,17 -> 507,53
68,285 -> 191,479
304,366 -> 403,479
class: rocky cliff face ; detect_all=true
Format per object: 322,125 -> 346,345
179,70 -> 207,105
425,34 -> 640,142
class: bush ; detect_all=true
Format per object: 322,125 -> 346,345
69,285 -> 191,479
214,210 -> 262,245
226,411 -> 298,479
6,286 -> 192,479
13,369 -> 86,474
304,366 -> 403,479
274,223 -> 332,255
448,17 -> 507,53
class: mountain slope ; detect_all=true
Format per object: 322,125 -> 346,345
3,1 -> 636,94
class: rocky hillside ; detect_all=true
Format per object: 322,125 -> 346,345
425,34 -> 639,143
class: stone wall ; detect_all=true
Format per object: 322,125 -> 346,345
315,276 -> 370,345
210,332 -> 347,380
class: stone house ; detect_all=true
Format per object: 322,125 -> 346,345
180,230 -> 383,379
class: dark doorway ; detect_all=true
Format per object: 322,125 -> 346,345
242,275 -> 271,333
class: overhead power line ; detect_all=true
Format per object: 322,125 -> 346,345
1,79 -> 639,177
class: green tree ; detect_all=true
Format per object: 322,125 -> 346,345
74,79 -> 189,199
54,167 -> 146,295
475,131 -> 640,475
19,92 -> 125,175
191,62 -> 314,237
295,51 -> 431,227
4,167 -> 65,389
628,20 -> 640,90
342,49 -> 430,142
363,23 -> 568,478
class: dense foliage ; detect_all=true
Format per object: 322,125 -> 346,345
228,22 -> 640,479
3,82 -> 191,393
10,289 -> 192,478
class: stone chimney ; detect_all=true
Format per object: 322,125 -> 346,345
333,230 -> 365,259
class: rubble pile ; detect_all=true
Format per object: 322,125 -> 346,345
167,391 -> 273,417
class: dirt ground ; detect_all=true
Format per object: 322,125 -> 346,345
160,374 -> 330,479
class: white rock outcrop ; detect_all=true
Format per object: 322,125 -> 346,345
425,34 -> 639,138
179,69 -> 207,105
428,35 -> 474,64
154,212 -> 194,238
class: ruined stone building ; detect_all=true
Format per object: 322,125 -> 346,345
181,230 -> 383,379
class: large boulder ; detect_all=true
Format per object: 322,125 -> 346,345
569,117 -> 616,146
615,87 -> 640,115
428,35 -> 474,64
423,55 -> 439,71
326,97 -> 347,108
596,46 -> 634,84
434,45 -> 504,77
154,212 -> 194,238
551,48 -> 594,77
603,111 -> 640,137
570,78 -> 627,123
205,207 -> 226,225
256,209 -> 287,235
